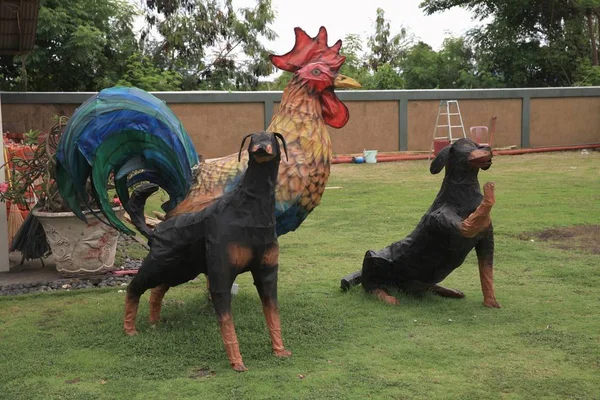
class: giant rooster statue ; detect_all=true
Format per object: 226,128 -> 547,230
55,26 -> 360,240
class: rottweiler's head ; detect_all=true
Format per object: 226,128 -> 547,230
430,138 -> 492,176
238,131 -> 288,164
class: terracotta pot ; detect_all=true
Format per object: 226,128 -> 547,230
32,207 -> 125,276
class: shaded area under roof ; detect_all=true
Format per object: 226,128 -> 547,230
0,0 -> 39,56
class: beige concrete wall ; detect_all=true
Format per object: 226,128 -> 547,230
530,98 -> 600,147
330,101 -> 399,155
169,103 -> 264,159
1,103 -> 265,159
408,99 -> 522,152
272,101 -> 399,155
2,97 -> 599,157
1,104 -> 78,134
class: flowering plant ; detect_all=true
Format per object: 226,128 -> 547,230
1,116 -> 119,213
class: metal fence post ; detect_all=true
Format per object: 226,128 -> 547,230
0,94 -> 10,272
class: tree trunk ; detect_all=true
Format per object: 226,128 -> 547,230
587,9 -> 598,66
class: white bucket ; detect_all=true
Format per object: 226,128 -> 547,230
363,150 -> 378,164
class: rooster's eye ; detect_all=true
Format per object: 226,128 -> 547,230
311,69 -> 321,76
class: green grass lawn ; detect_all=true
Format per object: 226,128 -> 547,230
1,152 -> 599,400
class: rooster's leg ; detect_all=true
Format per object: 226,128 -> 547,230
252,243 -> 292,358
149,284 -> 170,325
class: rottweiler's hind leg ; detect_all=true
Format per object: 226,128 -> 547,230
428,285 -> 465,299
149,284 -> 170,325
373,288 -> 400,305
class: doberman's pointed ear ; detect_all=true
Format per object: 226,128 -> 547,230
238,133 -> 254,162
430,145 -> 450,174
273,132 -> 288,161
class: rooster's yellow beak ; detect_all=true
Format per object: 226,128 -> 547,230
334,74 -> 361,89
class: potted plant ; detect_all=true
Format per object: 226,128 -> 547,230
1,116 -> 124,276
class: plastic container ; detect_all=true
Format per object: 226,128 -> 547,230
433,139 -> 450,155
231,283 -> 239,295
363,150 -> 378,164
469,126 -> 490,146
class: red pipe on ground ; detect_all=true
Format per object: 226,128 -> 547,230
332,143 -> 600,164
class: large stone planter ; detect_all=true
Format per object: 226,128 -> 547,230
33,207 -> 125,276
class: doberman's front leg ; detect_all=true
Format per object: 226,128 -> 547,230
210,284 -> 247,371
252,243 -> 292,358
460,182 -> 495,238
476,225 -> 501,308
209,243 -> 253,372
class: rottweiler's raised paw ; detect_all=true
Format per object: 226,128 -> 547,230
483,181 -> 495,205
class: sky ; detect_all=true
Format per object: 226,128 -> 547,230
232,0 -> 483,54
129,0 -> 485,78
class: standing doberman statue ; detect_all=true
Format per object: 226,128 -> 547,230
123,131 -> 292,371
341,138 -> 501,308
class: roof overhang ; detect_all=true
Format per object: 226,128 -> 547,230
0,0 -> 39,56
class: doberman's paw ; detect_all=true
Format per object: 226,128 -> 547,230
232,363 -> 248,372
483,182 -> 495,205
483,298 -> 501,308
124,328 -> 139,336
274,349 -> 292,358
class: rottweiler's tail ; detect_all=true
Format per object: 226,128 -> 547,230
340,270 -> 362,291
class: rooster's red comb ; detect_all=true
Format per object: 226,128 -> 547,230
269,26 -> 345,73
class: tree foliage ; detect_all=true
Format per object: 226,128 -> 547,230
420,0 -> 595,87
141,0 -> 277,90
0,0 -> 138,91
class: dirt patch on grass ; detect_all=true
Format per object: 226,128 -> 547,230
519,225 -> 600,254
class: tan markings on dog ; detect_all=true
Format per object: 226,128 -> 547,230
262,303 -> 291,357
468,149 -> 491,161
478,260 -> 500,308
218,313 -> 247,371
253,154 -> 275,163
460,182 -> 495,238
228,243 -> 253,268
149,285 -> 170,325
123,294 -> 140,336
373,288 -> 400,305
262,243 -> 279,266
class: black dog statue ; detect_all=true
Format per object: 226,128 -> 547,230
341,138 -> 500,308
123,131 -> 292,372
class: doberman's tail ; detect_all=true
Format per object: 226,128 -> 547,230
127,183 -> 160,240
